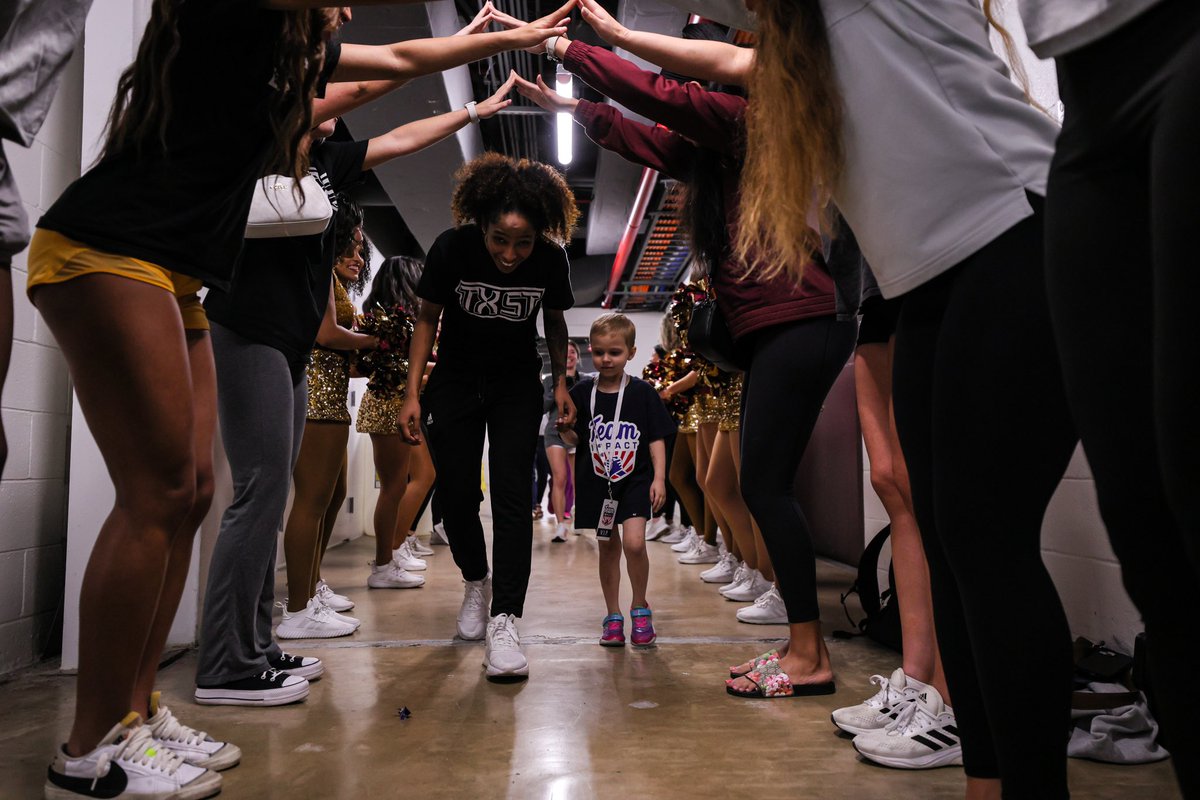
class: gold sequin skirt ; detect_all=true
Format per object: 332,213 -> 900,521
356,387 -> 405,435
718,374 -> 743,432
678,402 -> 701,434
695,392 -> 722,426
306,348 -> 351,423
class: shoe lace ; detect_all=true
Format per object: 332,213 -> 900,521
94,725 -> 183,788
754,586 -> 780,607
463,581 -> 485,610
260,668 -> 286,682
727,564 -> 748,586
884,698 -> 930,736
864,674 -> 891,708
309,601 -> 335,621
152,704 -> 209,747
489,616 -> 519,650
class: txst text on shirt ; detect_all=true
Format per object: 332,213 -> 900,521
455,281 -> 545,321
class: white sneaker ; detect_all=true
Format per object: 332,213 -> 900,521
721,568 -> 772,601
671,529 -> 700,553
832,667 -> 926,735
430,521 -> 450,545
314,578 -> 354,612
484,613 -> 529,680
719,563 -> 750,595
407,534 -> 435,556
457,575 -> 492,640
276,598 -> 357,639
645,516 -> 671,541
736,585 -> 788,624
393,539 -> 428,571
367,559 -> 425,589
658,525 -> 689,545
679,540 -> 721,564
551,523 -> 568,543
45,713 -> 221,800
146,692 -> 241,772
853,686 -> 962,769
700,553 -> 740,583
312,593 -> 361,629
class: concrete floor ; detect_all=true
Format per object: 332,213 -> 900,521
0,517 -> 1182,799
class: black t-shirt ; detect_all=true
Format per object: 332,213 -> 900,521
37,1 -> 336,292
418,225 -> 574,374
569,375 -> 676,528
204,139 -> 367,366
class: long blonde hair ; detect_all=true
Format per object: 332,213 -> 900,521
735,0 -> 842,283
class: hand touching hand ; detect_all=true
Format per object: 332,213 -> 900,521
577,0 -> 627,46
476,71 -> 518,119
455,1 -> 495,36
490,0 -> 576,54
512,71 -> 578,114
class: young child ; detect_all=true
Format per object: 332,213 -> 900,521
568,313 -> 675,647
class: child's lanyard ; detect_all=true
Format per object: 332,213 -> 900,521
591,374 -> 628,537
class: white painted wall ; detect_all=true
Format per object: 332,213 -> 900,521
0,23 -> 87,675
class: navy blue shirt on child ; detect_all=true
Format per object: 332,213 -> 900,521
569,375 -> 676,529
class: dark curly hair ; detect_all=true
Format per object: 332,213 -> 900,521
450,153 -> 579,246
364,255 -> 423,315
332,195 -> 372,296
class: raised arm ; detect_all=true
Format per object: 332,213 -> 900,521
363,72 -> 516,169
398,299 -> 443,444
543,308 -> 577,428
331,0 -> 573,82
512,71 -> 695,180
576,0 -> 752,87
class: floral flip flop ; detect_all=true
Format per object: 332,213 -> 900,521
728,648 -> 780,679
726,659 -> 836,699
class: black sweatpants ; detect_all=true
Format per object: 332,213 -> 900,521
1047,3 -> 1200,793
892,201 -> 1079,796
739,317 -> 857,622
533,435 -> 550,507
423,367 -> 543,617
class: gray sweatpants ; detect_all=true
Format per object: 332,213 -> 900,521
196,322 -> 307,687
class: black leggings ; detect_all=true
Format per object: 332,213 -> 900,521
533,435 -> 550,507
423,368 -> 542,617
893,200 -> 1078,796
739,317 -> 856,622
1047,3 -> 1200,793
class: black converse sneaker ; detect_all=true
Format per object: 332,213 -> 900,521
45,712 -> 221,799
269,652 -> 325,680
193,668 -> 309,707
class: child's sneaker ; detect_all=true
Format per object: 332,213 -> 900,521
45,713 -> 222,799
630,606 -> 656,647
599,613 -> 625,647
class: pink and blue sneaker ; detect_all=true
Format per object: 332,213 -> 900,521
630,606 -> 656,647
600,613 -> 625,647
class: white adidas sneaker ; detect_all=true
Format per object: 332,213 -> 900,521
484,613 -> 529,681
679,539 -> 721,564
393,538 -> 428,571
645,516 -> 671,541
832,667 -> 926,735
367,559 -> 425,589
852,685 -> 963,769
735,585 -> 788,624
45,713 -> 221,800
146,692 -> 241,772
658,525 -> 690,545
314,579 -> 355,612
700,553 -> 740,583
671,529 -> 700,553
721,568 -> 772,601
407,534 -> 435,556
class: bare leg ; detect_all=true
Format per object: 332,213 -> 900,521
130,330 -> 217,716
728,435 -> 767,574
34,275 -> 198,755
313,451 -> 347,595
621,517 -> 649,608
668,432 -> 704,526
395,440 -> 436,545
707,430 -> 755,559
370,434 -> 411,565
546,445 -> 570,521
856,340 -> 948,700
282,422 -> 347,612
693,425 -> 720,544
598,532 -> 623,615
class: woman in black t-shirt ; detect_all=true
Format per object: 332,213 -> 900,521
400,153 -> 578,682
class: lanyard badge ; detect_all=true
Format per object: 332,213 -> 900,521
591,374 -> 629,539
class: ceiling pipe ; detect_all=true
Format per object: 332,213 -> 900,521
602,165 -> 658,309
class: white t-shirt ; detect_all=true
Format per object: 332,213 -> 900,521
822,0 -> 1060,298
1017,0 -> 1166,58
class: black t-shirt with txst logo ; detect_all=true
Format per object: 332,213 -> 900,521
417,225 -> 574,375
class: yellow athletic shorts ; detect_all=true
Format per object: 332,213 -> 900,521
26,229 -> 209,331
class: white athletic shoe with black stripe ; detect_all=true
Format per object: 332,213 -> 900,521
832,667 -> 926,735
45,712 -> 221,799
852,685 -> 963,769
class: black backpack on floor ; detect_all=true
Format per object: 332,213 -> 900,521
833,525 -> 903,653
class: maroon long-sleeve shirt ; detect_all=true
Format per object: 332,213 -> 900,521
565,40 -> 835,340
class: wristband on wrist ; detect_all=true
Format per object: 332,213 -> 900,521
464,100 -> 479,124
545,35 -> 561,61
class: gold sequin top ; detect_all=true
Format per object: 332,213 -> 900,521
306,278 -> 354,423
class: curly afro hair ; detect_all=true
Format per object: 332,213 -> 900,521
450,152 -> 579,246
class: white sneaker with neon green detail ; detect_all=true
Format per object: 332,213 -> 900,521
146,692 -> 241,772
